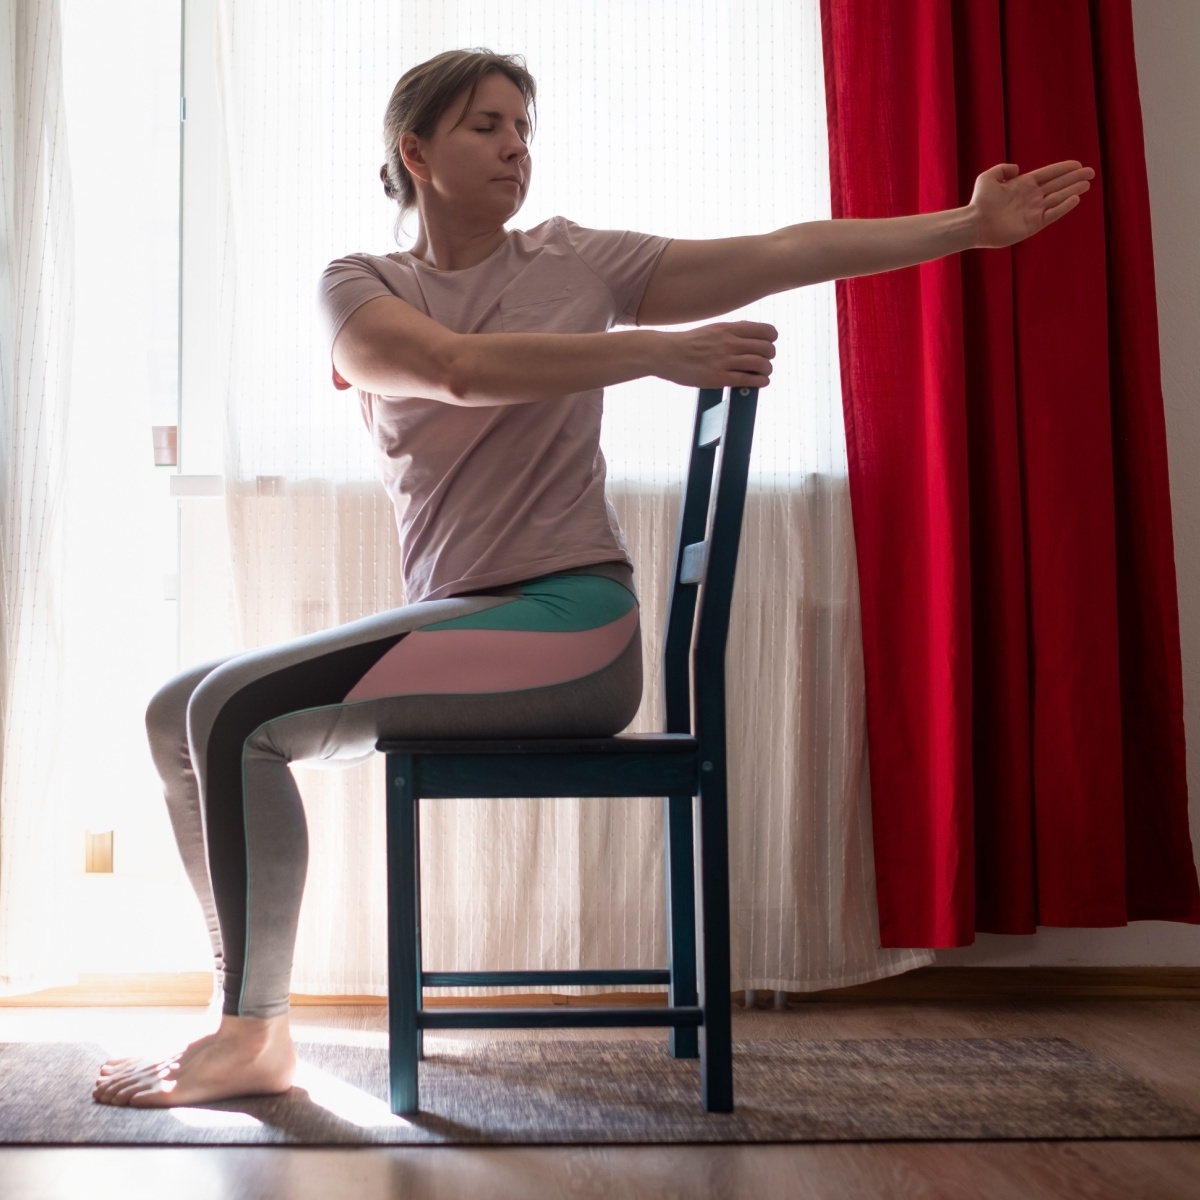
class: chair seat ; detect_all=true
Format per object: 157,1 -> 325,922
376,731 -> 698,755
377,732 -> 701,799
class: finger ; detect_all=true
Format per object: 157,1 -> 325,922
747,322 -> 778,339
1042,194 -> 1081,224
1031,160 -> 1087,185
735,355 -> 771,379
1044,179 -> 1091,205
1055,167 -> 1095,187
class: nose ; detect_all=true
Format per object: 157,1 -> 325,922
503,153 -> 529,182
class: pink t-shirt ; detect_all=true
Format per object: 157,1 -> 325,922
315,215 -> 672,603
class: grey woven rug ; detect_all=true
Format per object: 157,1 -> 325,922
2,1036 -> 1198,1145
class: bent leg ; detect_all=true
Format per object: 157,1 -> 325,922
186,574 -> 642,1020
96,572 -> 642,1106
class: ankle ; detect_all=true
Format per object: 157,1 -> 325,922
218,1011 -> 290,1040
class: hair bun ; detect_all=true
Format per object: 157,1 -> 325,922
379,163 -> 395,199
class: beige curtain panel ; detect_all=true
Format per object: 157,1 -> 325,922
212,0 -> 931,998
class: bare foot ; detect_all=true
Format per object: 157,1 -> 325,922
93,1013 -> 297,1107
98,1031 -> 219,1078
99,984 -> 224,1077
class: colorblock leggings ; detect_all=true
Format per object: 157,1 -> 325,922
145,565 -> 642,1019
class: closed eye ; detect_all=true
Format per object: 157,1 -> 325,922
477,127 -> 529,143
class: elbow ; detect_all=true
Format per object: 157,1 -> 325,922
440,332 -> 533,408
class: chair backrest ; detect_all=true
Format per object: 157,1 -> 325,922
661,385 -> 759,746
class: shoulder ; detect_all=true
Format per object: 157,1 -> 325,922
318,249 -> 406,288
525,215 -> 599,252
537,216 -> 671,269
513,215 -> 621,252
315,251 -> 414,321
528,218 -> 671,324
315,251 -> 414,387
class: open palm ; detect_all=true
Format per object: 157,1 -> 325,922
970,160 -> 1096,249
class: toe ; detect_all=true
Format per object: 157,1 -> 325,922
97,1055 -> 168,1085
96,1064 -> 166,1106
98,1056 -> 143,1077
93,1079 -> 124,1105
127,1081 -> 178,1108
107,1072 -> 163,1107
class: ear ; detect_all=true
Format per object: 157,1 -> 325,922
399,133 -> 428,182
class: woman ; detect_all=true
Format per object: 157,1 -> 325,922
92,48 -> 776,1108
93,49 -> 1089,1104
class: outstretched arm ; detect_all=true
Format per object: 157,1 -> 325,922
634,160 -> 1095,326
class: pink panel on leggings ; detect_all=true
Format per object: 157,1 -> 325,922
342,606 -> 639,702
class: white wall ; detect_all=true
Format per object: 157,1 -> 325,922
936,0 -> 1200,968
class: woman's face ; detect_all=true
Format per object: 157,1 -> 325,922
403,72 -> 533,218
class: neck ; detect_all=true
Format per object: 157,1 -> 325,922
408,224 -> 509,271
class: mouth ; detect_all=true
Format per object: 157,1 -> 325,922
494,177 -> 521,185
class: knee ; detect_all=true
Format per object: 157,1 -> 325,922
146,677 -> 188,747
147,656 -> 232,749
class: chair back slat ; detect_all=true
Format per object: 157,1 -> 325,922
661,389 -> 723,734
661,386 -> 759,738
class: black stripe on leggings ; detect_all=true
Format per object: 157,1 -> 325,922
202,632 -> 407,1002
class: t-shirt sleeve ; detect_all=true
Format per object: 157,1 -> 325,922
557,216 -> 673,328
315,254 -> 395,390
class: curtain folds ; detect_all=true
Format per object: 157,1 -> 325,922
820,0 -> 1199,946
0,0 -> 79,995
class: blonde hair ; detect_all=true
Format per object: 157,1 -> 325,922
379,48 -> 538,245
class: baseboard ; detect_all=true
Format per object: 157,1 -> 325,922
779,966 -> 1200,1002
1,966 -> 1198,1007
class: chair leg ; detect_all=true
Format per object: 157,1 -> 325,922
386,753 -> 420,1114
664,793 -> 699,1058
695,767 -> 733,1112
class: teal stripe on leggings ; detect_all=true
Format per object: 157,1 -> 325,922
420,573 -> 636,634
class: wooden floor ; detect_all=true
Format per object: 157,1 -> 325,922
0,997 -> 1197,1199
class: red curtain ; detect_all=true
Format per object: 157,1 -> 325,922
819,0 -> 1200,946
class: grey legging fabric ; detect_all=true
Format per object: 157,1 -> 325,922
146,564 -> 642,1019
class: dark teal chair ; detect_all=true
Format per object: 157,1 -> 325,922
378,383 -> 759,1115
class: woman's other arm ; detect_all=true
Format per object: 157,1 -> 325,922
634,162 -> 1094,325
333,295 -> 775,407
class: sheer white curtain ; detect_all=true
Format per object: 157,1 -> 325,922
1,0 -> 184,996
208,0 -> 933,996
0,0 -> 77,995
